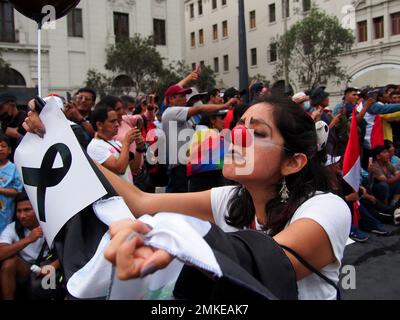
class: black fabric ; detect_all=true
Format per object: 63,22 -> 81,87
279,244 -> 341,300
53,152 -> 118,283
188,170 -> 227,192
71,124 -> 91,151
173,225 -> 298,300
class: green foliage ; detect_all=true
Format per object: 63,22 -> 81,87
105,34 -> 164,94
196,65 -> 216,92
274,6 -> 355,89
85,69 -> 113,99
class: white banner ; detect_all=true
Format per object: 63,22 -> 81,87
14,97 -> 107,245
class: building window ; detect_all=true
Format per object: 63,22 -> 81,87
269,4 -> 276,23
153,19 -> 166,46
251,48 -> 257,66
222,20 -> 228,38
391,12 -> 400,36
198,0 -> 203,15
190,3 -> 194,19
222,0 -> 227,6
212,0 -> 217,10
303,0 -> 311,12
269,43 -> 277,62
213,24 -> 218,40
67,8 -> 83,37
191,32 -> 196,47
373,16 -> 384,39
114,12 -> 129,42
214,57 -> 219,73
282,0 -> 289,19
250,10 -> 256,29
357,20 -> 367,42
199,29 -> 204,45
0,0 -> 15,42
223,54 -> 229,71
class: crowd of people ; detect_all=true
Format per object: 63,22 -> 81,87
0,66 -> 399,300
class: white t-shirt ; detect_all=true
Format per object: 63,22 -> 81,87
0,222 -> 46,264
87,138 -> 133,183
210,186 -> 351,300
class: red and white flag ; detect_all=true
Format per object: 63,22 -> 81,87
342,108 -> 361,225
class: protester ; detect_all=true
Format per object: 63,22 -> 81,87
186,109 -> 229,192
0,191 -> 59,300
73,87 -> 97,137
161,84 -> 238,193
0,135 -> 23,234
120,95 -> 136,115
0,93 -> 27,161
87,104 -> 143,184
368,145 -> 400,208
96,95 -> 351,300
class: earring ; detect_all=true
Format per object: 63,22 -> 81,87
279,177 -> 290,203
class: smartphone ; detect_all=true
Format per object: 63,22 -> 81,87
136,117 -> 144,131
66,92 -> 72,103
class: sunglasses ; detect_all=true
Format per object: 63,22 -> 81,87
75,95 -> 93,102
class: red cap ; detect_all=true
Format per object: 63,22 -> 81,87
164,85 -> 192,98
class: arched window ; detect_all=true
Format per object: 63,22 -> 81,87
0,68 -> 26,87
112,75 -> 133,88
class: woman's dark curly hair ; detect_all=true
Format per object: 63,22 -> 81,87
226,95 -> 331,236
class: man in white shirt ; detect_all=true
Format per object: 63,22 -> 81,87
0,192 -> 45,300
162,84 -> 239,193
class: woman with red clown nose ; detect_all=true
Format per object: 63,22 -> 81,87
24,95 -> 351,300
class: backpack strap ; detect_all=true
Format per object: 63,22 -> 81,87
34,242 -> 48,266
279,244 -> 341,300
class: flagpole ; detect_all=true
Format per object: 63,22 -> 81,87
37,23 -> 42,97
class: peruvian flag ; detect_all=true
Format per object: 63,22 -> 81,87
342,108 -> 361,226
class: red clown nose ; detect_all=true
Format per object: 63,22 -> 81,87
231,125 -> 253,148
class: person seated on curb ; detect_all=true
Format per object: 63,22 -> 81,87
0,191 -> 59,300
369,145 -> 400,206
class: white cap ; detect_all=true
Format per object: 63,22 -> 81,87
292,92 -> 309,104
186,87 -> 208,103
315,121 -> 329,151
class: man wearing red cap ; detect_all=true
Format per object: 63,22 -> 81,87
162,84 -> 238,193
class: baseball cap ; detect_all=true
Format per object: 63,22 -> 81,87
292,92 -> 309,104
223,87 -> 247,102
310,86 -> 329,105
164,85 -> 192,98
186,87 -> 208,103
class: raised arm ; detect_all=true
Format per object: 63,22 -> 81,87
97,164 -> 214,222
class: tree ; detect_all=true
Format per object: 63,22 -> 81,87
105,34 -> 164,95
196,65 -> 216,92
85,69 -> 113,99
274,6 -> 355,90
153,61 -> 217,98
